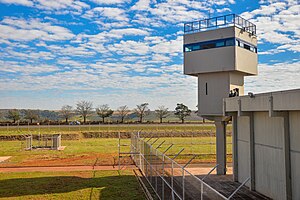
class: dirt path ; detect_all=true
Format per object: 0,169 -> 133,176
0,165 -> 136,173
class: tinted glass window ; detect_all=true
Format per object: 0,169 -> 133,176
202,43 -> 215,49
225,39 -> 234,46
216,41 -> 225,47
244,44 -> 251,50
185,46 -> 192,52
192,45 -> 201,51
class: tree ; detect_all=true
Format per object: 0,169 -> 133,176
96,104 -> 114,123
76,100 -> 93,124
24,109 -> 39,123
60,105 -> 73,123
174,103 -> 191,123
116,105 -> 130,123
134,103 -> 149,123
7,109 -> 20,123
155,106 -> 169,123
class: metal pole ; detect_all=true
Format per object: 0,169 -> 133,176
118,132 -> 121,171
151,138 -> 159,145
201,182 -> 203,200
171,160 -> 174,200
183,155 -> 197,169
163,144 -> 174,154
162,154 -> 165,200
202,164 -> 219,181
227,177 -> 250,200
173,148 -> 185,159
156,140 -> 165,149
182,168 -> 185,200
146,136 -> 154,142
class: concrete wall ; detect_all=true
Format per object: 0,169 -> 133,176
198,73 -> 229,116
184,26 -> 235,44
225,89 -> 300,200
198,72 -> 246,116
235,47 -> 258,75
234,26 -> 257,45
184,47 -> 235,75
253,112 -> 285,200
289,111 -> 300,200
237,116 -> 250,186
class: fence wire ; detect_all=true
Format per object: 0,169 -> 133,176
130,132 -> 231,200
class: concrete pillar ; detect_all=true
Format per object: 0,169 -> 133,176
215,119 -> 227,175
249,112 -> 255,190
232,113 -> 238,181
282,112 -> 292,200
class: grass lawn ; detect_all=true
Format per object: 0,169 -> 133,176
0,137 -> 232,167
0,170 -> 145,200
0,124 -> 233,135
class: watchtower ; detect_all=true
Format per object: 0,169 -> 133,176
183,14 -> 258,174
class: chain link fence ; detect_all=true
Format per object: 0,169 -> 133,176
130,132 -> 237,200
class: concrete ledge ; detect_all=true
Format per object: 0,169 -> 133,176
225,89 -> 300,112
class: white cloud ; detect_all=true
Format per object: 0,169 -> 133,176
109,28 -> 150,36
0,0 -> 33,6
83,7 -> 128,21
107,40 -> 150,55
0,0 -> 90,14
245,61 -> 300,94
0,18 -> 75,41
0,60 -> 60,75
241,1 -> 300,52
90,0 -> 130,4
131,0 -> 150,10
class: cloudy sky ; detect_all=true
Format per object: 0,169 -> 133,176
0,0 -> 299,110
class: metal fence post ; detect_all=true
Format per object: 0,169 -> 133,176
201,182 -> 203,200
182,168 -> 185,200
171,161 -> 174,200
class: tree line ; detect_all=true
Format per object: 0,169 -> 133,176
4,101 -> 192,124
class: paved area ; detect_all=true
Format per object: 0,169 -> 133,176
182,174 -> 270,200
0,156 -> 11,163
0,165 -> 136,172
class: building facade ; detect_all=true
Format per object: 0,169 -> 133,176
224,89 -> 300,200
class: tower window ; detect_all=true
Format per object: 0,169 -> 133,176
225,39 -> 234,46
205,83 -> 208,95
216,41 -> 225,47
235,39 -> 257,53
184,37 -> 256,53
202,43 -> 216,49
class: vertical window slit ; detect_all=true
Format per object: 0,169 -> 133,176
205,82 -> 208,95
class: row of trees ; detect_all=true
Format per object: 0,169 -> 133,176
69,101 -> 192,124
5,102 -> 192,124
6,109 -> 39,123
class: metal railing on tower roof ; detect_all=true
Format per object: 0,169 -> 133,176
184,14 -> 256,36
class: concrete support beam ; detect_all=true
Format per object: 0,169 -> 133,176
232,113 -> 238,182
269,109 -> 292,199
237,98 -> 255,189
283,113 -> 292,200
215,119 -> 227,175
249,112 -> 255,191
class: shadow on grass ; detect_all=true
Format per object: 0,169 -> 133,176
0,174 -> 144,200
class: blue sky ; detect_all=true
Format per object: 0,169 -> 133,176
0,0 -> 299,110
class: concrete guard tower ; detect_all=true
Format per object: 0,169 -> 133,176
183,14 -> 258,174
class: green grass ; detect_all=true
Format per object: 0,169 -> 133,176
0,170 -> 145,200
0,137 -> 232,166
0,124 -> 229,135
0,138 -> 121,166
